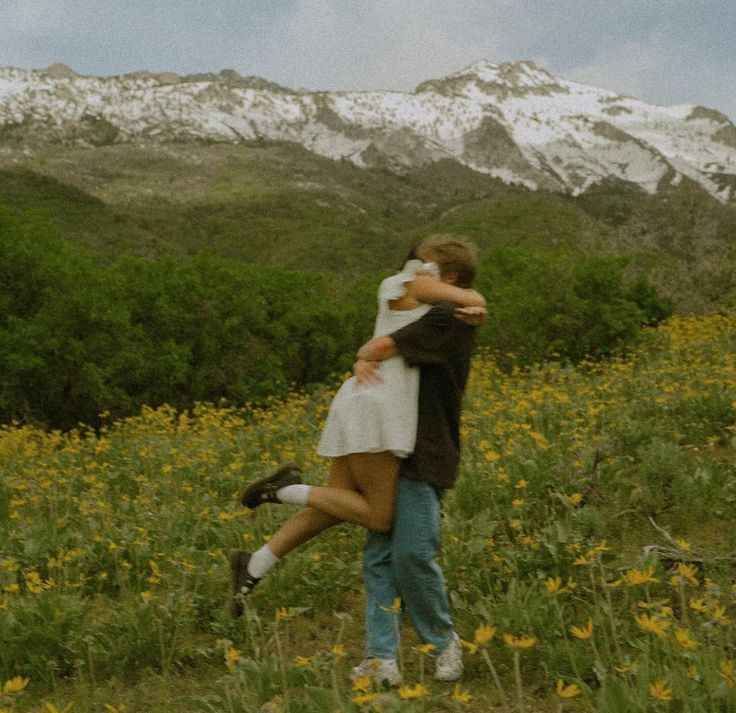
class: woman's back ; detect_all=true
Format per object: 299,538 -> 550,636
317,262 -> 435,459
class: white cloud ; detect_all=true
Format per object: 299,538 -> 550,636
0,0 -> 733,121
2,0 -> 65,34
562,34 -> 736,119
261,0 -> 513,90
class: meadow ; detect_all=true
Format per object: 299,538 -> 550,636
1,311 -> 735,712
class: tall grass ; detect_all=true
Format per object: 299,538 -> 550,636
1,312 -> 735,712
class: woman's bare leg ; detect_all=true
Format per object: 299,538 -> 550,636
306,451 -> 399,533
267,457 -> 348,558
267,452 -> 400,557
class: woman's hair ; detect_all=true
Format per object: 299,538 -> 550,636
415,234 -> 478,287
397,242 -> 421,271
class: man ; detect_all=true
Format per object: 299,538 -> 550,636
350,234 -> 482,684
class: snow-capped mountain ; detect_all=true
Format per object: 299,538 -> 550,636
1,60 -> 735,202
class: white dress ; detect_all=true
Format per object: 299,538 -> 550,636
317,260 -> 438,458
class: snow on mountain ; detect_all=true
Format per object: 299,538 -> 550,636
1,60 -> 735,202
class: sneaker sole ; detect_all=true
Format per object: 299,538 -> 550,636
434,667 -> 464,682
240,463 -> 302,508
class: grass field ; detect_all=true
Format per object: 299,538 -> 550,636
1,311 -> 735,712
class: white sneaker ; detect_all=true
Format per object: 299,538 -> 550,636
434,632 -> 463,681
351,657 -> 402,687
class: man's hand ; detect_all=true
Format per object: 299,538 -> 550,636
454,305 -> 487,327
354,359 -> 382,385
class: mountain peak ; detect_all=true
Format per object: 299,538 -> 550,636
42,62 -> 78,80
460,59 -> 554,85
0,61 -> 734,203
415,59 -> 564,98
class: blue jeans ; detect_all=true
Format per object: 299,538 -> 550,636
363,475 -> 454,658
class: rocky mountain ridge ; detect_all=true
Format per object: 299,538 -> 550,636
1,60 -> 735,202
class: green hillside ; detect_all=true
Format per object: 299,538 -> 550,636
1,142 -> 734,310
0,141 -> 734,428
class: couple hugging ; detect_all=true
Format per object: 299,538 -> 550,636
229,234 -> 486,686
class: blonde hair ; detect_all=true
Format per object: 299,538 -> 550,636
416,234 -> 478,288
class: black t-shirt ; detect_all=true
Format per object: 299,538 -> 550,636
390,302 -> 476,490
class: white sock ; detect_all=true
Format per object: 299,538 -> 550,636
276,483 -> 312,506
247,545 -> 279,579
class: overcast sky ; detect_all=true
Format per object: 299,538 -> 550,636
1,0 -> 734,120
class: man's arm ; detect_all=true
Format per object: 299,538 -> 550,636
354,301 -> 475,383
357,335 -> 398,362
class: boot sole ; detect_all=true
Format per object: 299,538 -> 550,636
228,549 -> 250,618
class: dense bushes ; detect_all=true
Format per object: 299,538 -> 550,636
474,247 -> 672,363
0,206 -> 671,428
0,207 -> 370,428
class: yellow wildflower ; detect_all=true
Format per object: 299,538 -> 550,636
2,677 -> 29,694
675,538 -> 691,551
503,633 -> 537,649
649,680 -> 672,701
556,679 -> 581,698
225,647 -> 241,670
398,683 -> 429,700
418,643 -> 436,654
622,565 -> 659,586
573,553 -> 594,566
25,570 -> 45,594
635,613 -> 670,638
544,576 -> 562,596
352,693 -> 379,706
351,676 -> 372,692
331,643 -> 346,658
718,660 -> 735,689
590,541 -> 610,555
566,493 -> 583,507
474,624 -> 497,646
451,683 -> 473,703
673,563 -> 699,586
545,576 -> 576,596
674,628 -> 697,652
275,607 -> 294,622
44,703 -> 74,713
293,656 -> 314,668
689,597 -> 708,614
460,639 -> 478,654
570,619 -> 594,640
528,431 -> 549,449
